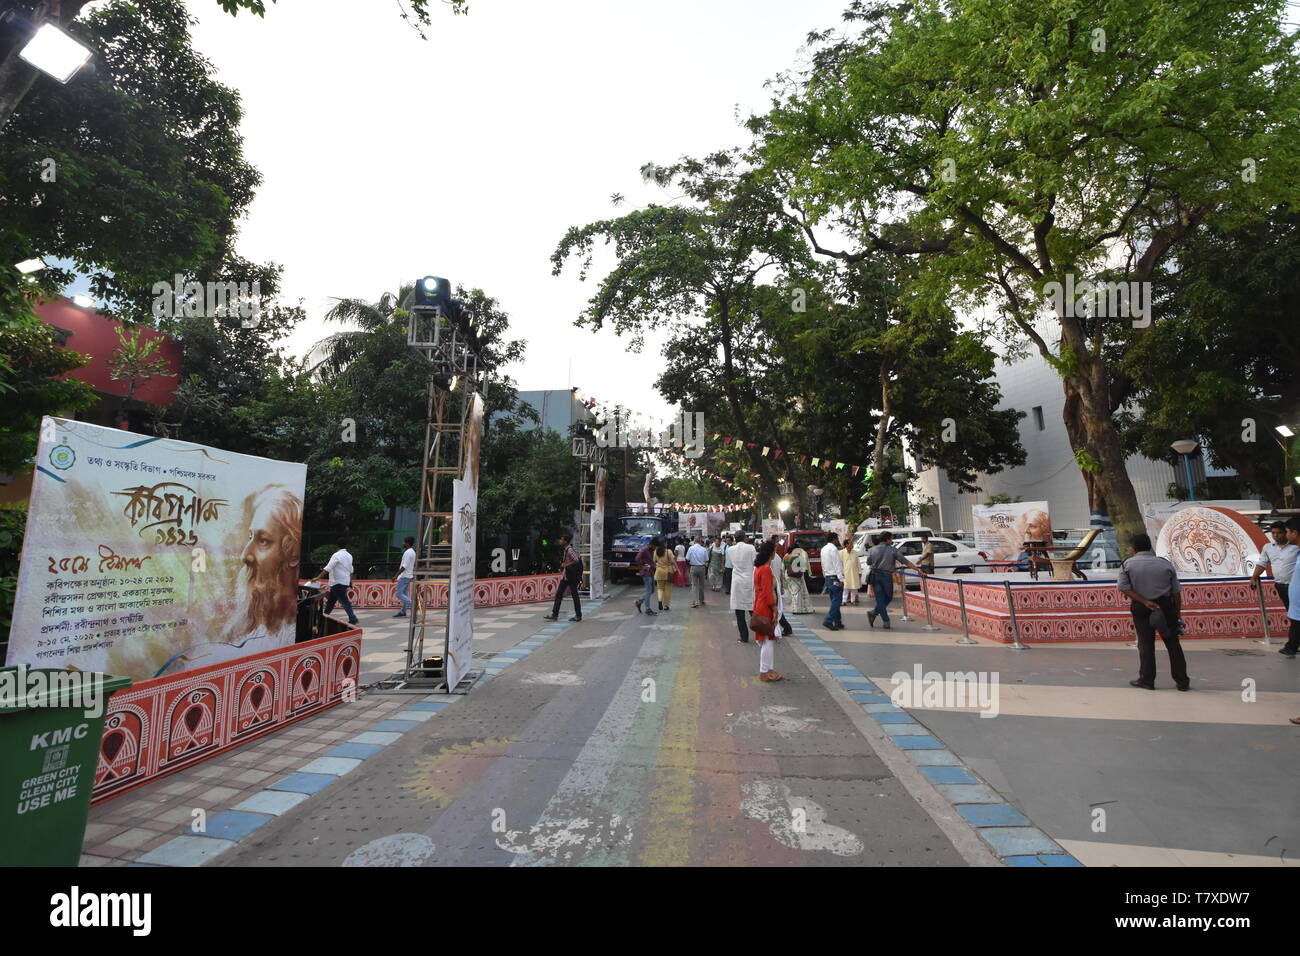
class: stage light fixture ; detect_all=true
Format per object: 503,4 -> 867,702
414,275 -> 452,311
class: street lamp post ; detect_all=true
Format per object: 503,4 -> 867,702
1171,439 -> 1199,502
892,470 -> 908,524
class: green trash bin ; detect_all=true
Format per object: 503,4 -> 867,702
0,666 -> 132,866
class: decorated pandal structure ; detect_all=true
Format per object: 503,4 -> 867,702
904,506 -> 1289,644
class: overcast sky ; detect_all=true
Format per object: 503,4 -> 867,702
171,0 -> 848,424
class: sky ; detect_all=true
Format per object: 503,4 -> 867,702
170,0 -> 851,425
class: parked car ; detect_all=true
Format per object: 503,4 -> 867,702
779,529 -> 834,593
858,535 -> 987,587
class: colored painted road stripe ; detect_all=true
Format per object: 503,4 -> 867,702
789,625 -> 1081,868
135,601 -> 604,866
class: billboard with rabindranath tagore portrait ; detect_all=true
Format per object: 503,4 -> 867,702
5,417 -> 307,681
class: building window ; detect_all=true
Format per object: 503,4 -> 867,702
1032,406 -> 1045,431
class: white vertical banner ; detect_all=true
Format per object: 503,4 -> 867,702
446,393 -> 484,689
589,467 -> 606,598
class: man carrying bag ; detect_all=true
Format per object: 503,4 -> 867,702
545,533 -> 583,623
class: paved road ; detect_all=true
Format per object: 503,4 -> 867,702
218,590 -> 982,867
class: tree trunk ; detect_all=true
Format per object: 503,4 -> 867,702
867,362 -> 890,510
1059,352 -> 1144,548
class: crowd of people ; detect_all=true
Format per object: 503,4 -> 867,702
624,530 -> 909,681
531,518 -> 1300,720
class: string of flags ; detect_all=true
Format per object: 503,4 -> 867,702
572,387 -> 868,486
710,433 -> 868,477
654,447 -> 757,513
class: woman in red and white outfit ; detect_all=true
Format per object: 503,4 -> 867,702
752,538 -> 783,681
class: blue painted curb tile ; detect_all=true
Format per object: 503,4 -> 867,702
1005,855 -> 1048,867
882,723 -> 929,737
135,835 -> 236,867
977,827 -> 1063,858
233,789 -> 310,816
268,772 -> 340,795
921,765 -> 979,785
325,742 -> 384,760
906,749 -> 961,765
1039,854 -> 1084,867
957,803 -> 1032,828
874,712 -> 917,724
370,719 -> 419,732
893,735 -> 944,750
198,810 -> 272,841
839,678 -> 875,691
863,703 -> 904,714
407,701 -> 449,712
936,783 -> 1004,803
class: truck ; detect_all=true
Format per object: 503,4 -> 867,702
608,507 -> 679,582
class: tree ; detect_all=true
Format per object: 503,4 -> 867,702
1,0 -> 267,330
0,322 -> 97,474
758,0 -> 1300,544
1118,209 -> 1300,504
0,0 -> 466,129
106,325 -> 169,422
556,153 -> 1023,521
552,151 -> 822,512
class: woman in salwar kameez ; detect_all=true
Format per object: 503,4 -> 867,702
783,546 -> 812,613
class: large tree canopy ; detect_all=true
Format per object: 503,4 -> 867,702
757,0 -> 1300,544
555,151 -> 1024,521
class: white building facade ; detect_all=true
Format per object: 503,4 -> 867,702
910,348 -> 1182,532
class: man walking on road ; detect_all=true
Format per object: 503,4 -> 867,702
545,533 -> 583,622
319,538 -> 359,626
687,537 -> 710,607
723,534 -> 734,593
395,535 -> 416,618
864,531 -> 923,629
820,532 -> 846,631
1251,520 -> 1297,613
729,532 -> 756,643
634,537 -> 658,615
1117,532 -> 1189,690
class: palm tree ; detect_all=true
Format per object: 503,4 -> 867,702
305,283 -> 415,380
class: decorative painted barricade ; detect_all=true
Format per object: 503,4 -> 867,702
318,573 -> 563,610
904,575 -> 1289,643
90,626 -> 362,805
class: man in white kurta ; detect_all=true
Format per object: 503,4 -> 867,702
729,534 -> 757,643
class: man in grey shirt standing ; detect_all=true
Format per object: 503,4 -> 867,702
864,531 -> 923,629
1117,532 -> 1188,691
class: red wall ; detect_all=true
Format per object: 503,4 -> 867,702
36,297 -> 181,407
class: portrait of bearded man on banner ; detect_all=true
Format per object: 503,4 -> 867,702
227,484 -> 303,646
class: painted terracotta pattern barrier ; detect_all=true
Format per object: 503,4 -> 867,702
314,573 -> 563,609
91,628 -> 362,805
904,576 -> 1288,643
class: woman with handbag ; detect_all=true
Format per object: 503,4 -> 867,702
752,539 -> 783,681
653,539 -> 677,612
841,539 -> 861,606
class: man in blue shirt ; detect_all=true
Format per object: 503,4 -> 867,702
687,538 -> 710,607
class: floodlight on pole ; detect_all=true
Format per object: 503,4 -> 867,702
71,294 -> 93,308
777,499 -> 790,512
1277,425 -> 1296,438
16,21 -> 93,84
15,257 -> 45,274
